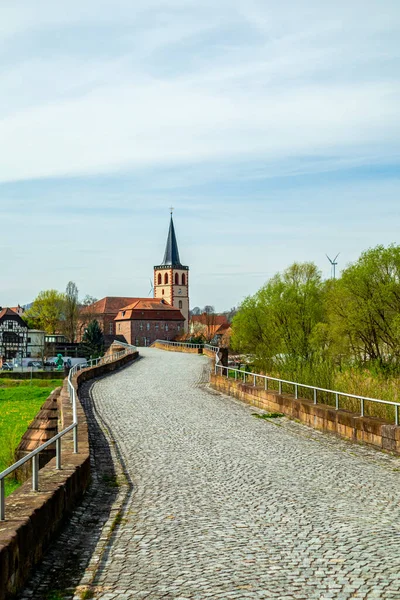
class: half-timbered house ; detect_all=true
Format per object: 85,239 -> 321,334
0,307 -> 29,361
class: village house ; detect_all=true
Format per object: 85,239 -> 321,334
115,299 -> 184,346
189,313 -> 231,344
0,307 -> 29,362
27,330 -> 46,359
79,296 -> 141,345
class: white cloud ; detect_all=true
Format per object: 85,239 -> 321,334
0,1 -> 399,183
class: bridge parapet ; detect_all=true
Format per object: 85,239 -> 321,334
152,340 -> 203,354
0,344 -> 138,600
152,340 -> 228,370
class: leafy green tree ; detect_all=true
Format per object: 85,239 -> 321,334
24,290 -> 66,334
79,320 -> 104,359
230,293 -> 276,367
231,245 -> 400,389
327,244 -> 400,369
268,262 -> 325,360
232,262 -> 325,372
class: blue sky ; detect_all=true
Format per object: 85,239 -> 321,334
1,0 -> 399,311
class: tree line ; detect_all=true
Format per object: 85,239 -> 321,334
23,282 -> 97,342
231,244 -> 400,388
22,284 -> 105,359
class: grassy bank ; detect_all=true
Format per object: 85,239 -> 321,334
0,380 -> 63,495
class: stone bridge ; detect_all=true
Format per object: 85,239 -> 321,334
18,348 -> 400,599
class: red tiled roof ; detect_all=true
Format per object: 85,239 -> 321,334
191,314 -> 229,326
80,297 -> 142,315
0,307 -> 19,319
115,299 -> 184,321
215,323 -> 231,334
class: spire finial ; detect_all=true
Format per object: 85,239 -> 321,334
169,206 -> 174,215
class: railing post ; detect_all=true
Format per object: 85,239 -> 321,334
361,398 -> 364,417
235,370 -> 237,381
295,384 -> 298,399
396,405 -> 399,427
265,377 -> 268,391
278,381 -> 282,394
32,454 -> 39,491
73,425 -> 78,454
0,479 -> 4,521
335,393 -> 339,410
243,372 -> 246,384
253,375 -> 256,387
56,437 -> 61,469
314,388 -> 317,405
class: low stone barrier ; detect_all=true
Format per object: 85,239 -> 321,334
210,373 -> 400,454
153,342 -> 202,354
0,350 -> 138,600
15,387 -> 61,481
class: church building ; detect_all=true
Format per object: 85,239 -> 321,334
80,213 -> 189,347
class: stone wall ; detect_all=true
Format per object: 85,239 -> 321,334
153,341 -> 202,354
15,387 -> 61,481
0,350 -> 139,600
127,321 -> 184,347
203,348 -> 217,359
210,373 -> 400,454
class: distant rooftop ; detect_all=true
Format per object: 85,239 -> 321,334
115,298 -> 184,321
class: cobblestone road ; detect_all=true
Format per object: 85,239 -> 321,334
20,348 -> 400,599
86,348 -> 400,600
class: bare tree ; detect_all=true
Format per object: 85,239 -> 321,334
78,295 -> 99,341
63,281 -> 79,342
203,305 -> 215,315
81,295 -> 98,307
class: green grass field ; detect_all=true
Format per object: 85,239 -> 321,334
0,379 -> 63,496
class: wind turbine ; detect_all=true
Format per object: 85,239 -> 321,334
148,278 -> 154,297
326,253 -> 340,279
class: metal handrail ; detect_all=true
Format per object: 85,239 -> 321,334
203,343 -> 219,353
0,344 -> 137,521
154,340 -> 219,353
215,364 -> 400,425
154,340 -> 203,349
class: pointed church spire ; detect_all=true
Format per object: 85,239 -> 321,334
162,213 -> 182,266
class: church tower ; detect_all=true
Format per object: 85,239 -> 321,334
154,213 -> 189,331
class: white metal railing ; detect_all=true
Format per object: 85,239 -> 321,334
154,340 -> 219,353
215,364 -> 400,425
203,343 -> 219,353
0,343 -> 137,521
154,340 -> 203,349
